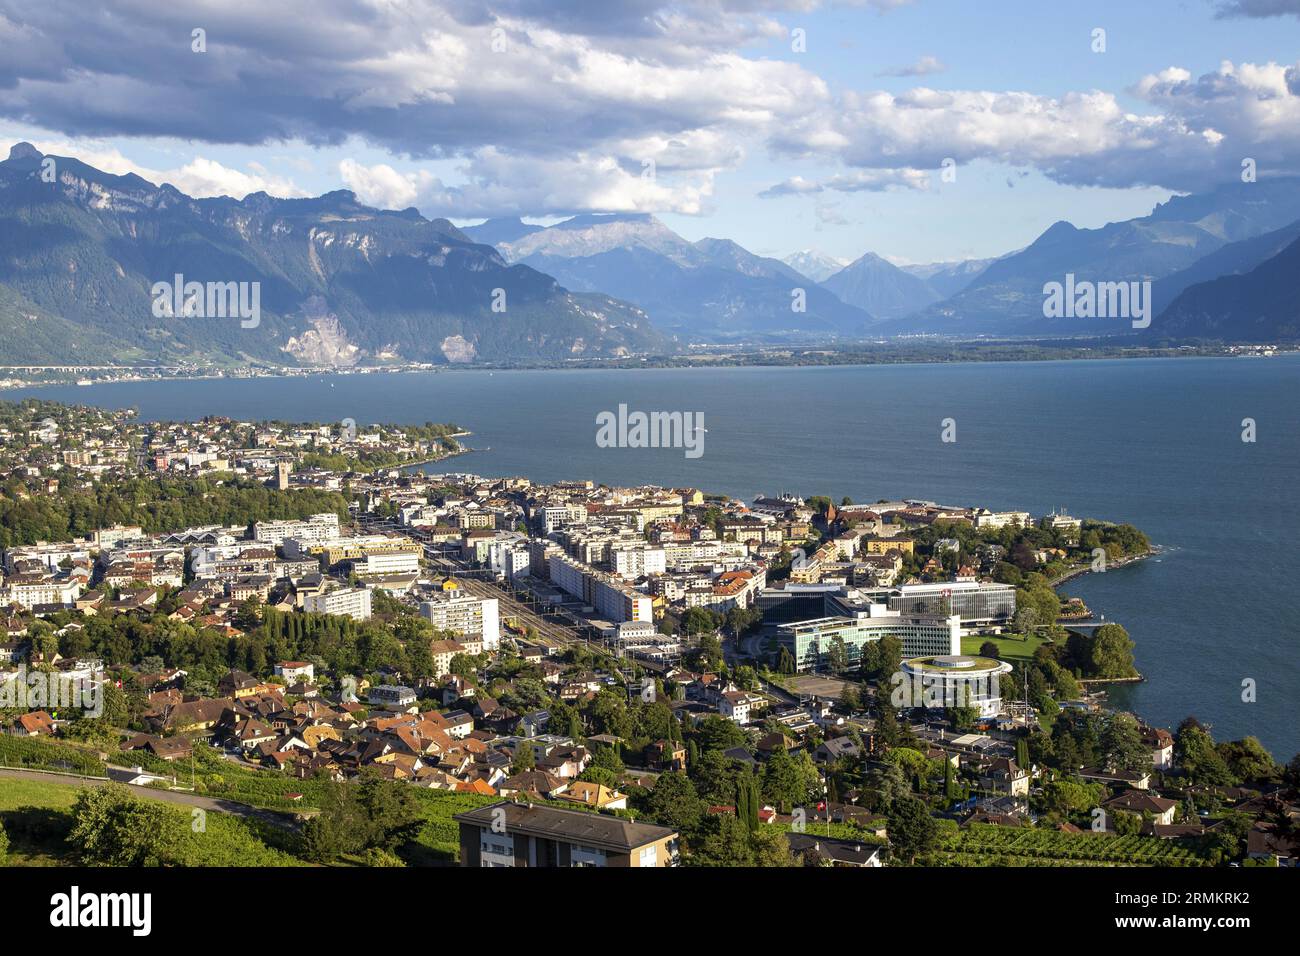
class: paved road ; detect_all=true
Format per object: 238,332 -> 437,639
0,768 -> 300,831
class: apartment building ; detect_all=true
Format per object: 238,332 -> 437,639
253,513 -> 340,548
609,546 -> 667,578
548,553 -> 653,623
1,575 -> 82,609
429,638 -> 469,677
420,594 -> 501,651
302,585 -> 372,621
456,801 -> 678,867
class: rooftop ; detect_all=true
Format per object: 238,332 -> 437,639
455,800 -> 676,851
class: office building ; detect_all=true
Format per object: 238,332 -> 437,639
776,606 -> 960,672
856,581 -> 1016,627
897,655 -> 1013,717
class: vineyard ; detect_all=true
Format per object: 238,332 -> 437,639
925,822 -> 1210,867
0,735 -> 107,776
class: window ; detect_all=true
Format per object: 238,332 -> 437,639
638,844 -> 658,867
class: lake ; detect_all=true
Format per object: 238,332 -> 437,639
12,355 -> 1300,759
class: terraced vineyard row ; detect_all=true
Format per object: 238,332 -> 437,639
931,823 -> 1209,866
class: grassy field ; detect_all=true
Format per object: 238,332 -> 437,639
0,777 -> 82,811
0,776 -> 306,867
0,778 -> 84,865
961,632 -> 1052,663
0,741 -> 496,867
405,789 -> 498,865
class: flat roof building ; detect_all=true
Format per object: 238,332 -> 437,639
897,655 -> 1013,717
857,581 -> 1016,627
776,606 -> 960,672
421,594 -> 501,651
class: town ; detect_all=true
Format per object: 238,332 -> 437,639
0,399 -> 1295,869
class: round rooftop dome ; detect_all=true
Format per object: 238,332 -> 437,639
901,655 -> 1009,674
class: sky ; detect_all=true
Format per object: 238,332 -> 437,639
2,0 -> 1300,265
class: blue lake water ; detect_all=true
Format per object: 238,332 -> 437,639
12,356 -> 1300,759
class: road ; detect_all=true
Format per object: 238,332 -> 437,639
0,768 -> 300,831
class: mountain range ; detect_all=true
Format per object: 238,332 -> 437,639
820,251 -> 943,321
894,177 -> 1300,337
1156,233 -> 1300,341
781,249 -> 848,283
468,213 -> 874,339
3,140 -> 1300,367
0,143 -> 663,365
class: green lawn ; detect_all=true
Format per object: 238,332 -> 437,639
0,778 -> 84,866
0,777 -> 82,811
961,632 -> 1051,663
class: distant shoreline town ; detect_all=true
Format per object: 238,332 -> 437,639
0,399 -> 1294,870
0,341 -> 1293,390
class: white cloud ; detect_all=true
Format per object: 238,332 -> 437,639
877,55 -> 947,77
4,1 -> 1300,216
1211,0 -> 1300,18
340,148 -> 718,217
760,167 -> 930,196
26,138 -> 307,198
769,60 -> 1300,191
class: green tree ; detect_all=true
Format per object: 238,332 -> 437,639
301,777 -> 367,861
864,761 -> 910,811
691,715 -> 747,754
750,827 -> 797,867
1217,736 -> 1277,783
761,748 -> 805,813
1015,736 -> 1030,770
511,742 -> 536,773
887,796 -> 938,865
67,785 -> 185,867
688,812 -> 753,866
1101,712 -> 1150,772
356,771 -> 424,851
1175,720 -> 1236,786
645,772 -> 705,834
1088,623 -> 1137,679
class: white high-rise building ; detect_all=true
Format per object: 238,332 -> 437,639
302,585 -> 372,621
420,594 -> 501,651
610,546 -> 667,578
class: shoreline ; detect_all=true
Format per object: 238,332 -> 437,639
3,345 -> 1296,391
1048,547 -> 1157,589
1049,548 -> 1158,694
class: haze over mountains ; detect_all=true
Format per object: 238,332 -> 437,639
2,139 -> 1299,367
467,213 -> 873,339
896,177 -> 1300,338
781,250 -> 848,283
470,177 -> 1300,345
820,251 -> 943,322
